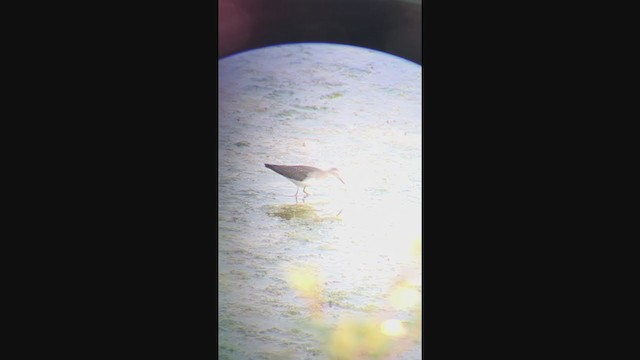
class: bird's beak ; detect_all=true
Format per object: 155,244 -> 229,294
337,175 -> 345,184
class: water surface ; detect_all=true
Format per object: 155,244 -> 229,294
219,43 -> 422,359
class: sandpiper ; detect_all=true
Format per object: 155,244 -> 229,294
265,164 -> 345,197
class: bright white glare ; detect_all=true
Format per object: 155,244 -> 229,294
336,202 -> 420,263
380,319 -> 408,337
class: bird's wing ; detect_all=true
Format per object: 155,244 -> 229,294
265,164 -> 320,182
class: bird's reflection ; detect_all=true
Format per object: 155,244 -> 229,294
265,202 -> 344,221
266,203 -> 317,221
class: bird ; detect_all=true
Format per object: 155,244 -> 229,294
265,163 -> 345,198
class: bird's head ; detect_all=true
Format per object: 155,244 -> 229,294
328,168 -> 345,184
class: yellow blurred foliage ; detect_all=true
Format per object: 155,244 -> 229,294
327,319 -> 358,359
288,266 -> 323,298
327,318 -> 391,359
286,235 -> 422,359
389,285 -> 421,310
411,237 -> 421,257
287,265 -> 325,317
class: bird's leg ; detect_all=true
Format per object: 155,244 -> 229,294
294,187 -> 299,197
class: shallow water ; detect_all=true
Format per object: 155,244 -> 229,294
219,43 -> 422,359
